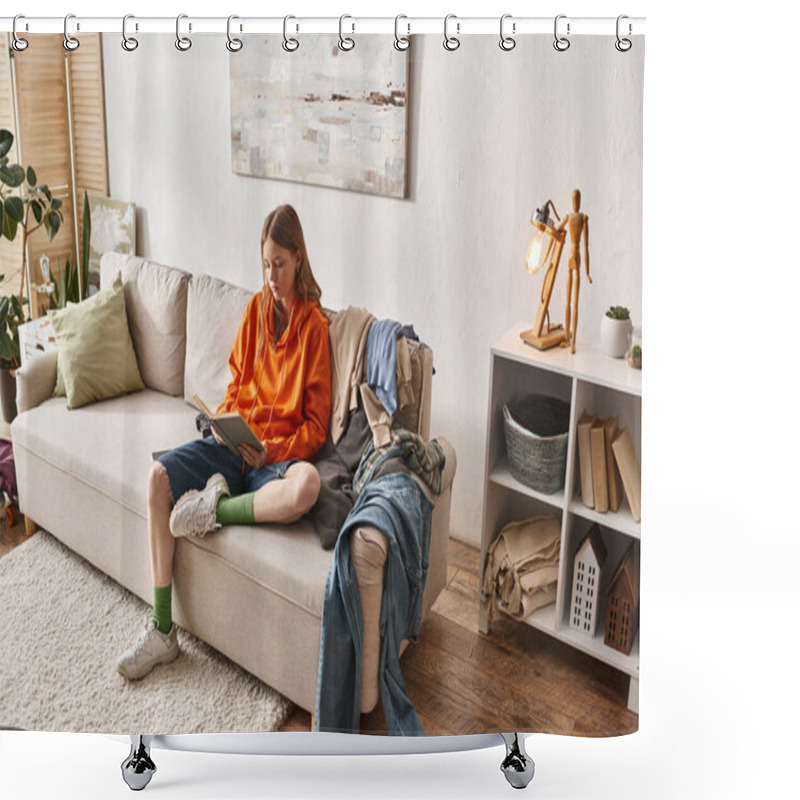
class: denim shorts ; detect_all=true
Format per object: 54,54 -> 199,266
157,437 -> 298,503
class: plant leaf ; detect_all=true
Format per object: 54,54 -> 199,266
81,191 -> 91,299
0,129 -> 13,160
2,211 -> 17,241
26,165 -> 36,186
31,199 -> 42,224
5,196 -> 24,223
0,164 -> 25,188
47,211 -> 61,240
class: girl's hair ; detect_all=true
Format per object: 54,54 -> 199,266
260,204 -> 322,304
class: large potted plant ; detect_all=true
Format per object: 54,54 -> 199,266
0,128 -> 64,422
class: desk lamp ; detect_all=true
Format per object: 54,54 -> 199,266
520,200 -> 567,350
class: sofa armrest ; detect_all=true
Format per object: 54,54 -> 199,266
15,350 -> 58,414
351,434 -> 457,717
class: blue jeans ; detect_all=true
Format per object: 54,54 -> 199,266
314,472 -> 432,735
157,437 -> 297,503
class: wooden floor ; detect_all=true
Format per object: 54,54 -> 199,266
282,539 -> 637,737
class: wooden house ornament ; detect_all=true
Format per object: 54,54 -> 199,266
604,544 -> 640,655
570,524 -> 607,638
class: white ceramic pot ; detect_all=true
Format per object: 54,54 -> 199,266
600,316 -> 632,358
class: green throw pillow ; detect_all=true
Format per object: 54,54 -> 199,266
49,272 -> 144,409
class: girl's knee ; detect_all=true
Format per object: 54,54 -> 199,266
148,462 -> 173,506
292,463 -> 320,513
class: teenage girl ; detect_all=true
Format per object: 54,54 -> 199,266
118,204 -> 331,680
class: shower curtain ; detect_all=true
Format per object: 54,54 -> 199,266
0,21 -> 644,747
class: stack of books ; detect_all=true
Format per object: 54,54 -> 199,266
577,411 -> 640,522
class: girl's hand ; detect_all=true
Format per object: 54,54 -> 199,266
238,442 -> 267,470
211,426 -> 226,448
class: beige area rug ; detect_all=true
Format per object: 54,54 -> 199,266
0,531 -> 293,733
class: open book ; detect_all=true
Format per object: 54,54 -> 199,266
193,394 -> 265,457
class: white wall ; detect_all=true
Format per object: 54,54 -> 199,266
103,33 -> 643,547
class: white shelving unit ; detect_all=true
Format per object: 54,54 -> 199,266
479,322 -> 642,712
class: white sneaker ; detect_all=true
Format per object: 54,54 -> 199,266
170,473 -> 230,538
117,619 -> 179,681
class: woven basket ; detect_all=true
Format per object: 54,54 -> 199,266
502,394 -> 570,494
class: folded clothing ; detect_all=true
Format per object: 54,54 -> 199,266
482,515 -> 561,620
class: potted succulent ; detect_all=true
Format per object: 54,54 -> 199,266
627,327 -> 642,369
1,128 -> 64,422
600,305 -> 632,358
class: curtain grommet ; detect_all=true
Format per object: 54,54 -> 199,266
121,14 -> 139,52
499,14 -> 516,51
64,14 -> 80,52
553,14 -> 570,51
615,15 -> 632,52
226,15 -> 243,52
443,14 -> 460,51
338,14 -> 355,51
394,15 -> 410,51
283,15 -> 299,52
12,15 -> 29,52
175,14 -> 192,52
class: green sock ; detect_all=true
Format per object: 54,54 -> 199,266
153,584 -> 172,634
215,493 -> 256,526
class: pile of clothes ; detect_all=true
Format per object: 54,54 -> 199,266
314,309 -> 447,734
482,515 -> 561,621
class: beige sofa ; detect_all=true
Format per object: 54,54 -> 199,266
10,253 -> 456,720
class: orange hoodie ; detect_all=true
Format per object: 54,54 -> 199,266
218,289 -> 331,464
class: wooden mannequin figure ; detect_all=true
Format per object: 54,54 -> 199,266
557,189 -> 591,353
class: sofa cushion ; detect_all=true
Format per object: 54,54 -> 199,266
49,273 -> 145,409
11,390 -> 198,515
100,253 -> 191,397
184,274 -> 252,411
12,389 -> 334,619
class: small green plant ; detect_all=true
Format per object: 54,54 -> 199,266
606,305 -> 630,320
49,192 -> 92,310
631,345 -> 642,359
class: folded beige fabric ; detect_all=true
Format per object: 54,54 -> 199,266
483,515 -> 561,620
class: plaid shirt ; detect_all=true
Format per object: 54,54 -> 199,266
354,427 -> 446,496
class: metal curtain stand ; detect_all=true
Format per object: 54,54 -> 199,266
121,732 -> 535,791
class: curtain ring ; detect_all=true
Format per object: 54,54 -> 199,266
175,14 -> 192,51
227,15 -> 243,52
121,14 -> 139,52
499,14 -> 516,51
338,14 -> 355,51
443,14 -> 460,51
12,15 -> 29,52
615,14 -> 632,52
553,14 -> 570,51
283,15 -> 299,52
338,15 -> 355,51
64,14 -> 80,52
394,15 -> 410,51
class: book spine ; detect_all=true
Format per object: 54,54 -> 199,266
590,419 -> 609,513
611,427 -> 641,523
577,412 -> 595,508
604,417 -> 623,513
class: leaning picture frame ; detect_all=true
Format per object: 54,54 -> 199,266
86,195 -> 136,293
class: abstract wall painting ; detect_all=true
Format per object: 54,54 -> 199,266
230,35 -> 408,198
